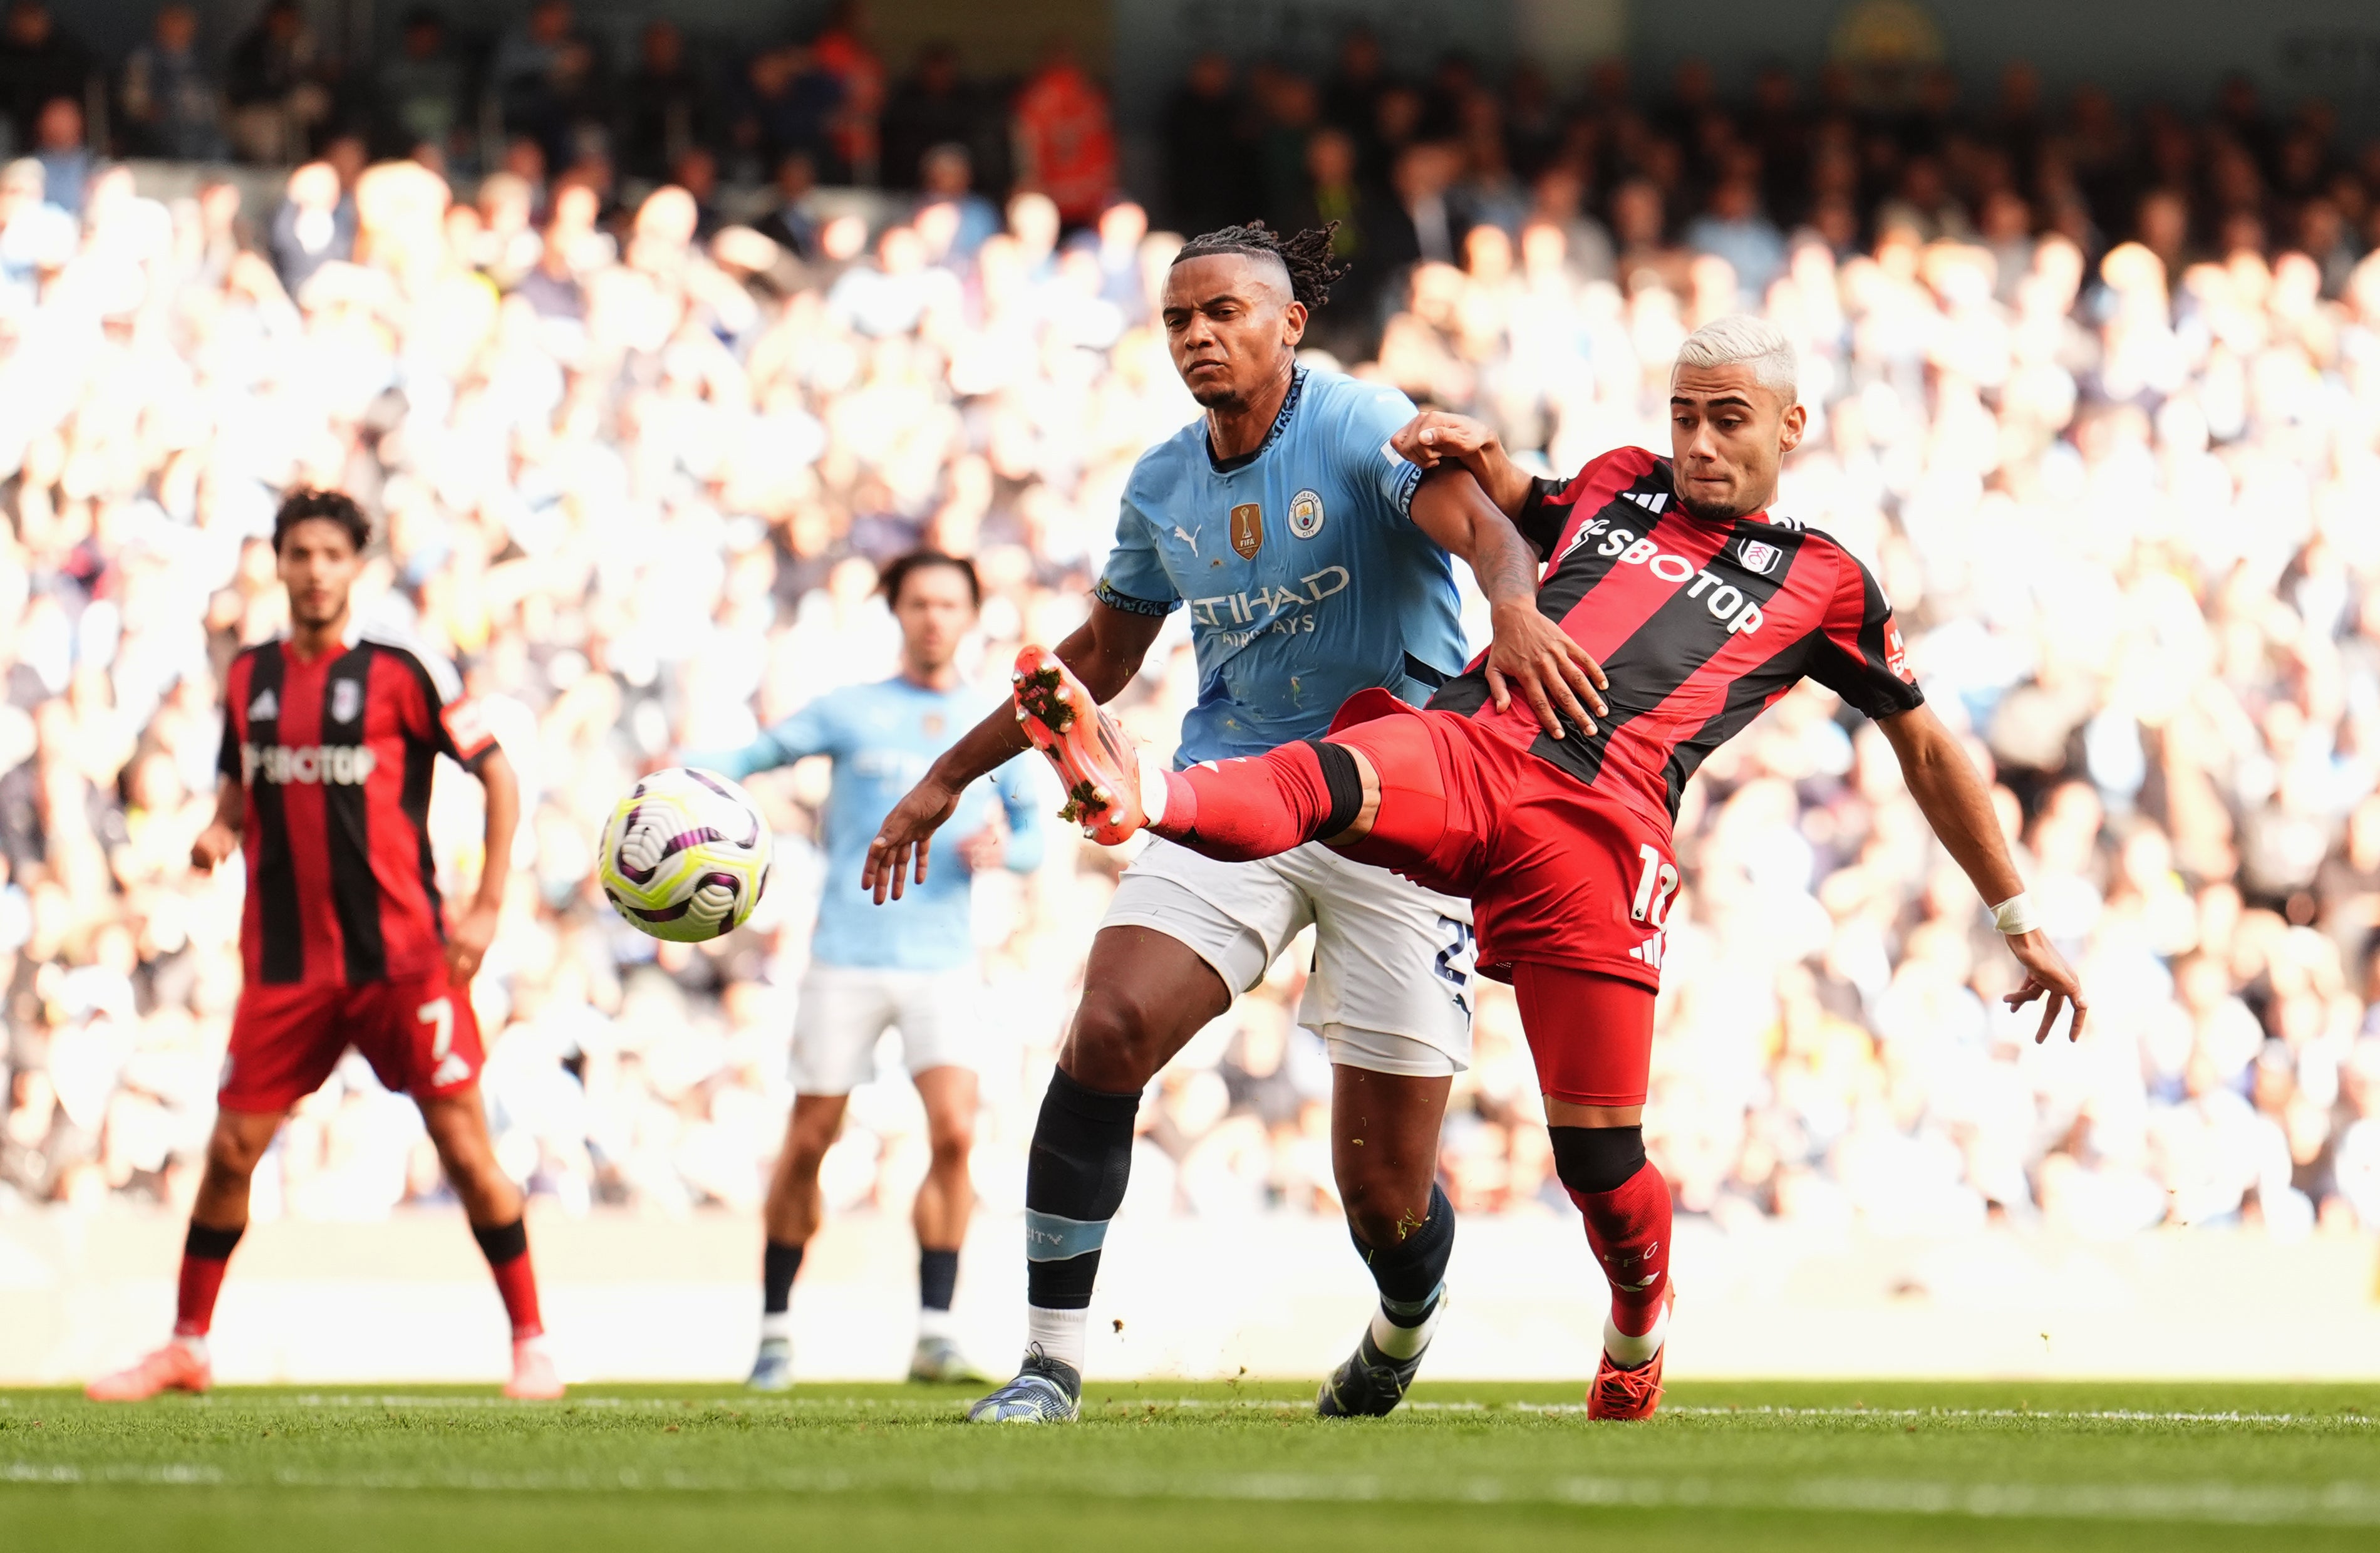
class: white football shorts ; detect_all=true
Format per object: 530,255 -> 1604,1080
790,962 -> 980,1095
1102,838 -> 1477,1076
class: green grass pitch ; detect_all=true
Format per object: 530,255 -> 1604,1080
5,1379 -> 2378,1550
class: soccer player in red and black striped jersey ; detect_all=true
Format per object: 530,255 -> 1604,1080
1005,314 -> 2088,1420
87,490 -> 562,1403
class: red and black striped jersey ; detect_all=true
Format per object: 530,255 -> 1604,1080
216,625 -> 498,987
1432,446 -> 1923,833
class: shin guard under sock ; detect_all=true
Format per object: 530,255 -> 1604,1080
174,1221 -> 244,1337
1023,1069 -> 1140,1312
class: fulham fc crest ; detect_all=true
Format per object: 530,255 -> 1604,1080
1229,502 -> 1265,559
1738,539 -> 1781,575
331,678 -> 362,725
1288,488 -> 1325,539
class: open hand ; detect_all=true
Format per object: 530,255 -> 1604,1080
2002,929 -> 2088,1043
1392,412 -> 1530,513
1485,601 -> 1608,739
863,773 -> 964,903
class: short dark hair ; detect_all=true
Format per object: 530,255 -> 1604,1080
1172,220 -> 1352,309
880,549 -> 980,608
272,488 -> 370,553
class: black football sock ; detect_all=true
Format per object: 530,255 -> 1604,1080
918,1247 -> 959,1313
761,1240 -> 803,1339
1023,1069 -> 1139,1312
1351,1183 -> 1456,1326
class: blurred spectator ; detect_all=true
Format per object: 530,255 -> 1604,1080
729,46 -> 843,184
225,0 -> 326,165
915,143 -> 998,261
1012,39 -> 1114,227
1685,175 -> 1787,302
1161,52 -> 1254,237
494,0 -> 604,170
266,159 -> 353,296
614,22 -> 703,186
808,1 -> 884,187
1525,162 -> 1616,284
26,93 -> 81,216
118,3 -> 224,162
753,150 -> 819,260
375,6 -> 468,165
1281,125 -> 1397,356
0,155 -> 72,309
881,43 -> 998,195
0,1 -> 90,156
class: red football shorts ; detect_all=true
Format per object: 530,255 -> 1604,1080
1320,689 -> 1674,1105
219,972 -> 484,1114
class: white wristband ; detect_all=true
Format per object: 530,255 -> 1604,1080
1989,893 -> 2039,936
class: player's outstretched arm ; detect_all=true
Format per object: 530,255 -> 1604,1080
864,600 -> 1166,903
1876,704 -> 2088,1043
447,745 -> 518,985
1391,412 -> 1533,517
190,776 -> 243,871
1409,465 -> 1608,739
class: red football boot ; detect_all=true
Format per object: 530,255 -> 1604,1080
1011,645 -> 1156,846
86,1340 -> 211,1402
1586,1283 -> 1675,1421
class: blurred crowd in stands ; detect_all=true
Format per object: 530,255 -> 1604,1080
1,9 -> 2379,1244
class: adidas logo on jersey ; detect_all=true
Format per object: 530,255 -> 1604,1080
1621,489 -> 1669,513
249,688 -> 279,720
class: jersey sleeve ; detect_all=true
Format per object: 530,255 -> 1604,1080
393,643 -> 498,767
217,654 -> 249,781
1806,550 -> 1925,720
216,706 -> 241,782
694,696 -> 841,780
1092,484 -> 1181,617
1331,382 -> 1426,522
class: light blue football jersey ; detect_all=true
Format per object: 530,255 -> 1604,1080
696,677 -> 1045,972
1095,367 -> 1464,766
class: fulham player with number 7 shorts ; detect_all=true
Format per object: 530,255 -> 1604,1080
86,490 -> 562,1402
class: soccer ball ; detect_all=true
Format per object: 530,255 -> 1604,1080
598,767 -> 773,942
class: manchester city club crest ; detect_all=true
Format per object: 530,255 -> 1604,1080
1288,488 -> 1325,539
1230,502 -> 1265,559
1738,539 -> 1781,575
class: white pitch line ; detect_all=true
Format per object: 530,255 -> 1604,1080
7,1459 -> 2379,1525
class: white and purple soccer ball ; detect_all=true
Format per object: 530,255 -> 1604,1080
597,767 -> 773,942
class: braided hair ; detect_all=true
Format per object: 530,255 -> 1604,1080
1171,220 -> 1352,309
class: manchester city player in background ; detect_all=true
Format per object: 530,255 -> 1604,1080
866,224 -> 1604,1421
690,551 -> 1044,1389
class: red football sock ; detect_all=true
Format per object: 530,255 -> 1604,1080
472,1218 -> 546,1339
1151,742 -> 1335,861
174,1221 -> 244,1337
1568,1161 -> 1673,1337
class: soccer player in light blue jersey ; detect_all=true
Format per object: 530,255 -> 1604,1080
867,223 -> 1605,1421
690,551 -> 1045,1390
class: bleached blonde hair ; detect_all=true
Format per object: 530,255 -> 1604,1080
1674,314 -> 1799,403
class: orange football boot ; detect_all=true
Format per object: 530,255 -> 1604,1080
1586,1282 -> 1675,1421
1011,645 -> 1154,846
86,1340 -> 211,1401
